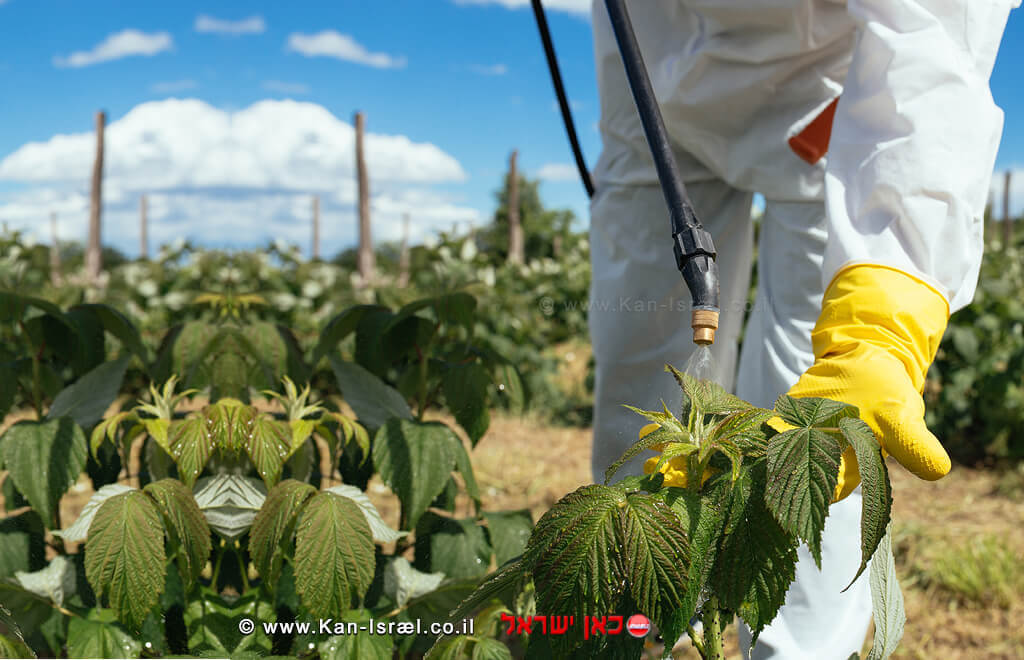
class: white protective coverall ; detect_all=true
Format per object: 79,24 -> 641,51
588,1 -> 1017,658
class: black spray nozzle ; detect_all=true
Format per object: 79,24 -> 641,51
673,225 -> 720,311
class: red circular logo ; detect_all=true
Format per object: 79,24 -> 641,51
626,614 -> 651,638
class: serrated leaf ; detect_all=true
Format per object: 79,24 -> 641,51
288,419 -> 316,457
663,487 -> 727,638
439,557 -> 524,630
47,355 -> 132,429
90,411 -> 133,458
483,510 -> 532,566
866,525 -> 904,660
2,417 -> 88,527
143,479 -> 211,588
66,613 -> 142,659
249,479 -> 316,586
621,404 -> 684,432
765,422 -> 842,567
526,485 -> 689,653
184,587 -> 274,655
312,304 -> 387,367
143,418 -> 170,453
604,426 -> 690,485
85,490 -> 166,631
330,356 -> 412,429
652,441 -> 699,473
54,483 -> 135,543
667,365 -> 750,416
710,466 -> 797,643
324,484 -> 407,544
192,474 -> 266,541
443,363 -> 491,445
839,417 -> 893,588
294,491 -> 375,617
418,515 -> 492,580
168,416 -> 215,488
708,407 -> 774,456
0,511 -> 44,579
385,557 -> 446,608
373,419 -> 458,530
773,395 -> 858,428
245,415 -> 290,487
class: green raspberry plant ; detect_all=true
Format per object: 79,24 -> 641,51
431,365 -> 906,659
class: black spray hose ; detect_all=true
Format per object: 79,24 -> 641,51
601,0 -> 720,344
530,0 -> 595,199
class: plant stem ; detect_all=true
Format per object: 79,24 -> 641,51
703,597 -> 724,660
687,622 -> 706,657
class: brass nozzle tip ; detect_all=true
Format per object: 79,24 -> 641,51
692,309 -> 719,346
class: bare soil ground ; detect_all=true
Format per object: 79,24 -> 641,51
3,406 -> 1022,659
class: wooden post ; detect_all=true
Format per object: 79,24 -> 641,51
49,212 -> 61,286
354,111 -> 375,282
139,195 -> 148,259
312,195 -> 320,260
507,150 -> 523,264
86,110 -> 105,281
398,212 -> 411,288
1004,170 -> 1013,251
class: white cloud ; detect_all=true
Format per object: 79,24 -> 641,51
452,0 -> 591,17
286,31 -> 406,69
471,63 -> 508,76
54,30 -> 174,68
0,99 -> 475,255
194,14 -> 266,36
150,79 -> 198,94
261,80 -> 310,95
536,163 -> 578,182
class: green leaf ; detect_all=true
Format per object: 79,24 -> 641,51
54,484 -> 134,543
89,411 -> 134,458
66,612 -> 142,658
667,365 -> 750,416
708,407 -> 774,457
373,419 -> 459,530
312,304 -> 388,367
245,415 -> 290,487
0,362 -> 17,421
483,510 -> 533,566
865,525 -> 904,660
0,291 -> 62,322
765,424 -> 842,566
294,491 -> 376,617
451,436 -> 481,508
85,490 -> 166,631
621,404 -> 685,432
492,363 -> 525,414
330,356 -> 412,429
249,479 -> 316,587
653,441 -> 699,474
604,425 -> 689,484
773,395 -> 858,428
74,303 -> 149,366
839,417 -> 893,588
471,637 -> 513,660
0,633 -> 36,659
47,355 -> 132,429
184,587 -> 274,655
143,479 -> 211,588
2,417 -> 88,527
525,485 -> 689,653
662,487 -> 727,638
709,466 -> 797,643
443,363 -> 491,445
168,415 -> 216,487
192,474 -> 266,541
418,514 -> 491,580
240,320 -> 288,388
439,557 -> 524,629
0,511 -> 44,579
318,609 -> 393,660
324,484 -> 407,544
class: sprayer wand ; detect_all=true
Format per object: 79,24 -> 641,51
531,0 -> 721,345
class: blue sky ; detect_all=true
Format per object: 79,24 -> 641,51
0,0 -> 1021,257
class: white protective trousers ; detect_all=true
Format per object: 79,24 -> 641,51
588,1 -> 1016,658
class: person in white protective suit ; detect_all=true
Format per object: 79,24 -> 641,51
587,1 -> 1018,658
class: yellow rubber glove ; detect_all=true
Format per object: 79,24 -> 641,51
779,264 -> 952,501
640,423 -> 715,488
